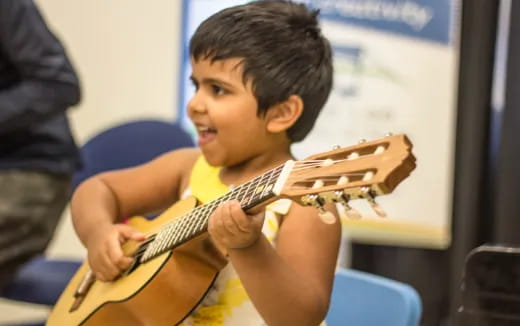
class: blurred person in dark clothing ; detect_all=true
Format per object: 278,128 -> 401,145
0,0 -> 81,291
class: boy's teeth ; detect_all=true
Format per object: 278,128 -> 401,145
198,126 -> 215,132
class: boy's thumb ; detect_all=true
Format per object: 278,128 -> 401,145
118,224 -> 146,241
249,211 -> 265,227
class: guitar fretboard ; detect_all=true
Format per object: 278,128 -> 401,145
140,163 -> 288,263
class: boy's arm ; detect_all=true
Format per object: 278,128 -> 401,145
71,148 -> 200,281
227,203 -> 341,326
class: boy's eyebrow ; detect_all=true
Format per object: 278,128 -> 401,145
190,75 -> 235,88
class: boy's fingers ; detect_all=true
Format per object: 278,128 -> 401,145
222,202 -> 239,233
106,237 -> 130,273
250,211 -> 265,228
208,211 -> 215,233
117,224 -> 146,242
229,201 -> 251,233
115,256 -> 133,271
215,207 -> 227,236
95,254 -> 120,282
208,204 -> 223,233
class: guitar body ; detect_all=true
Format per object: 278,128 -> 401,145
47,197 -> 228,326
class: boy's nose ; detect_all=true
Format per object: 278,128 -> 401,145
187,96 -> 207,115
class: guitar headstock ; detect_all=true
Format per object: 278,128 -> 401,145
277,134 -> 416,219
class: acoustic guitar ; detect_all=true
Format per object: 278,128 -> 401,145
47,134 -> 416,326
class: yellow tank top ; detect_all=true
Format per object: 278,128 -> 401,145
179,156 -> 291,326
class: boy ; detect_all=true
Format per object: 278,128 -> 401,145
71,1 -> 339,325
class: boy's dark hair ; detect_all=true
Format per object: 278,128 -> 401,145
190,0 -> 333,142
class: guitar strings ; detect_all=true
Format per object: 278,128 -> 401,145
129,160 -> 361,237
290,156 -> 376,170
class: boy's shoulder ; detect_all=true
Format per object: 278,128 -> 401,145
167,146 -> 201,159
161,147 -> 201,171
150,147 -> 201,198
149,147 -> 201,178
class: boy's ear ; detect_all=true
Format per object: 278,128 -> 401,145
265,95 -> 303,134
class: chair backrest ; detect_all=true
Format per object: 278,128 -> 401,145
1,256 -> 82,306
72,120 -> 194,190
326,268 -> 422,326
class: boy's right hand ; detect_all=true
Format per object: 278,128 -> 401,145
85,224 -> 146,282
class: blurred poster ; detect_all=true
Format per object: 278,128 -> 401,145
295,0 -> 460,249
180,0 -> 461,249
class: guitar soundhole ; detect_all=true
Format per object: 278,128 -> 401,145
124,236 -> 154,276
124,258 -> 142,276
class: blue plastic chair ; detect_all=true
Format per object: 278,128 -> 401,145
1,120 -> 194,325
1,257 -> 82,305
326,268 -> 422,326
72,119 -> 195,190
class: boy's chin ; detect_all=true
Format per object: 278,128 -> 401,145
200,148 -> 224,167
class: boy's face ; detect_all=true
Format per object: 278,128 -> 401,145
188,57 -> 273,167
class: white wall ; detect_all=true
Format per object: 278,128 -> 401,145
34,1 -> 183,258
36,0 -> 182,143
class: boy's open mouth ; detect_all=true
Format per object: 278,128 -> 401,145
196,126 -> 217,146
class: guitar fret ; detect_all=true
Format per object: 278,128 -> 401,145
234,184 -> 247,205
186,214 -> 197,236
155,230 -> 169,255
192,209 -> 203,234
247,174 -> 263,206
195,205 -> 210,233
163,223 -> 175,247
194,206 -> 207,232
242,174 -> 260,207
259,169 -> 273,200
176,218 -> 190,245
169,220 -> 182,247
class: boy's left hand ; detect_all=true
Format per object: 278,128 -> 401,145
208,200 -> 264,249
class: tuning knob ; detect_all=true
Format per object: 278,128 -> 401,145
318,210 -> 337,224
307,194 -> 337,224
361,187 -> 387,217
333,191 -> 362,219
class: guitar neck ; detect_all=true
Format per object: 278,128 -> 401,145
134,134 -> 417,264
140,161 -> 293,263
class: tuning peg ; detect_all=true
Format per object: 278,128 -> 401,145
334,177 -> 362,219
358,138 -> 367,144
306,194 -> 337,224
332,145 -> 341,150
385,132 -> 393,137
374,145 -> 386,155
361,187 -> 387,217
333,191 -> 362,219
347,152 -> 360,160
318,210 -> 337,224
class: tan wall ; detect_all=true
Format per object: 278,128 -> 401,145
33,1 -> 182,260
36,0 -> 182,143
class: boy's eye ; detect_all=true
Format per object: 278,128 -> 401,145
190,79 -> 199,91
211,84 -> 225,96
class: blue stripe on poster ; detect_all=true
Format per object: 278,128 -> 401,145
300,0 -> 455,45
